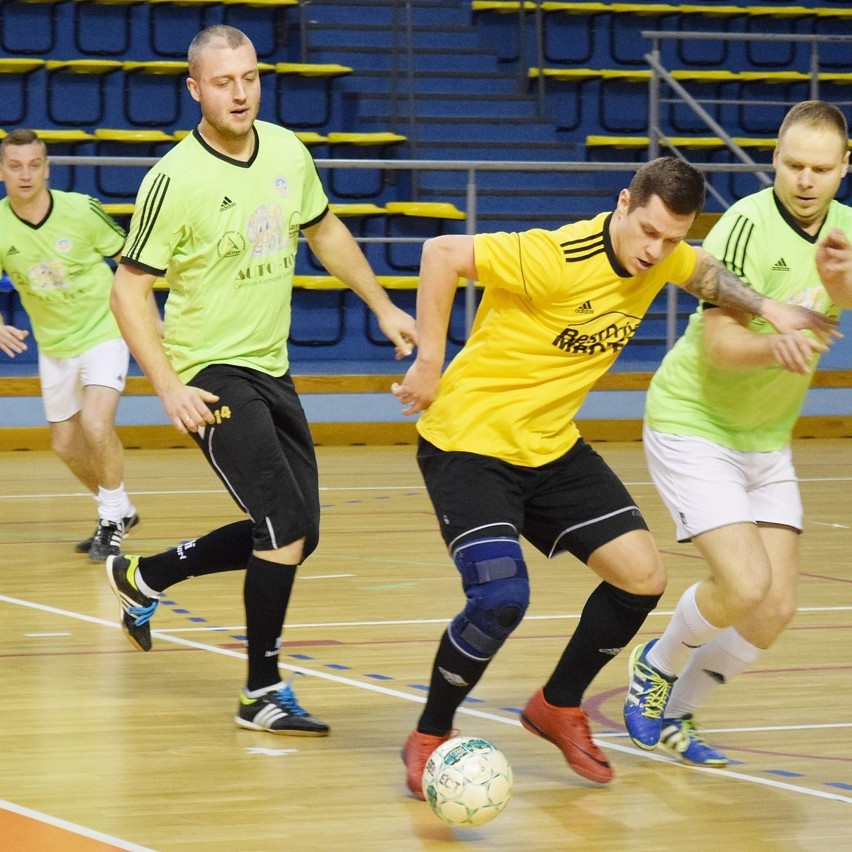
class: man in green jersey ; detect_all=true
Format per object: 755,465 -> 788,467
625,101 -> 852,766
107,25 -> 416,735
0,128 -> 147,561
390,155 -> 836,798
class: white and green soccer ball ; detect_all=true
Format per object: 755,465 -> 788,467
422,735 -> 513,827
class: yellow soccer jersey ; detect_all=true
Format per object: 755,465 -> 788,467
417,212 -> 696,467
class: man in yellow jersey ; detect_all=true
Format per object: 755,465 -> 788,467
392,157 -> 835,796
107,25 -> 416,734
0,129 -> 154,561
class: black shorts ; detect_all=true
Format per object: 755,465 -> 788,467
416,437 -> 648,564
189,365 -> 320,556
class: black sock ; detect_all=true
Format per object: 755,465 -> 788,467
544,581 -> 661,707
417,630 -> 491,735
138,520 -> 253,592
244,554 -> 297,692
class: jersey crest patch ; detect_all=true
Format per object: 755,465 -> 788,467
247,204 -> 285,257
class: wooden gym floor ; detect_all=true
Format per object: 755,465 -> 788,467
1,441 -> 850,851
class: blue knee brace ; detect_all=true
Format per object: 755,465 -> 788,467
448,538 -> 530,661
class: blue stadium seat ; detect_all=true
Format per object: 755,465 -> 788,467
0,59 -> 45,127
146,0 -> 220,59
274,62 -> 354,130
299,202 -> 389,274
220,0 -> 301,61
324,132 -> 407,201
45,59 -> 124,126
121,60 -> 194,127
72,0 -> 145,57
92,129 -> 177,200
382,201 -> 467,273
0,0 -> 67,55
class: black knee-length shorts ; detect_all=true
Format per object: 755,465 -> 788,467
417,436 -> 648,563
189,365 -> 320,557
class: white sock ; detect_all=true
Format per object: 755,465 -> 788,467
245,681 -> 285,699
665,627 -> 763,718
647,583 -> 719,678
134,570 -> 161,599
97,483 -> 133,523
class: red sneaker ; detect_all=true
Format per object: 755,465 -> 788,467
520,688 -> 614,784
401,729 -> 456,799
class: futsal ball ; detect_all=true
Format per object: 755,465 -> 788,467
422,736 -> 513,827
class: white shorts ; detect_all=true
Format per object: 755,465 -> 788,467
643,425 -> 802,542
39,337 -> 130,423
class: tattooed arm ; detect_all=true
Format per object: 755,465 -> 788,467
682,247 -> 837,339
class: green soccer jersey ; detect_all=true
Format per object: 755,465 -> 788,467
646,187 -> 852,452
0,191 -> 125,358
121,121 -> 329,383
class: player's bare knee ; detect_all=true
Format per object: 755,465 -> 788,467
50,432 -> 74,461
448,537 -> 530,660
79,416 -> 114,448
767,591 -> 797,630
722,570 -> 772,619
614,558 -> 667,597
588,532 -> 666,596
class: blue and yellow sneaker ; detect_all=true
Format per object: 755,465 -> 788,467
659,714 -> 728,766
623,639 -> 676,749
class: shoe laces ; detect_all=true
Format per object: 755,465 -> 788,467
129,599 -> 159,626
679,715 -> 709,745
96,520 -> 123,547
570,709 -> 596,748
272,679 -> 309,717
633,661 -> 672,719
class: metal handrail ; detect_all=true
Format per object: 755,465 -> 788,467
640,29 -> 852,183
47,153 -> 776,336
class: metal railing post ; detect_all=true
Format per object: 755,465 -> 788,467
648,38 -> 661,161
534,1 -> 545,115
465,167 -> 479,336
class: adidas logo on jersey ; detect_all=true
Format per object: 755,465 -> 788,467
575,300 -> 594,314
6,245 -> 19,255
771,257 -> 790,271
220,196 -> 236,211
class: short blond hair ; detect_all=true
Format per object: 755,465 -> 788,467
778,100 -> 848,144
187,25 -> 252,77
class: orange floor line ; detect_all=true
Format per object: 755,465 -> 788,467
0,807 -> 127,852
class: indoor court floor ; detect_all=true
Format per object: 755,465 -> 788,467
1,441 -> 850,851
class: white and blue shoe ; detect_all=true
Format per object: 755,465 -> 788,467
660,714 -> 728,766
623,639 -> 676,749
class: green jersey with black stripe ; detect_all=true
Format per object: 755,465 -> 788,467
646,187 -> 852,451
0,190 -> 125,357
121,122 -> 329,382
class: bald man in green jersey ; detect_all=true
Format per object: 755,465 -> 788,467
392,155 -> 836,798
107,25 -> 416,734
0,129 -> 148,561
626,101 -> 852,766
